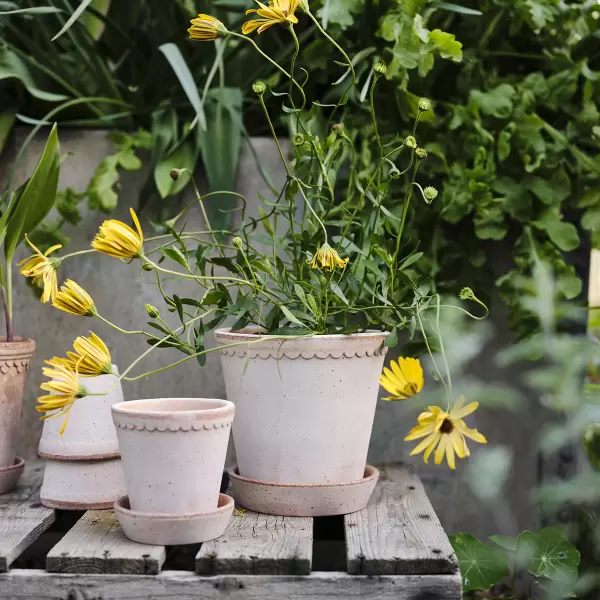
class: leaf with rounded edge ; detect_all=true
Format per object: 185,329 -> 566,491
489,535 -> 518,552
516,527 -> 580,584
449,533 -> 509,592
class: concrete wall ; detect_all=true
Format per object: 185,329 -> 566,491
1,129 -> 548,539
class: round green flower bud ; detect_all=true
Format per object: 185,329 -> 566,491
170,169 -> 182,181
293,134 -> 305,147
145,304 -> 160,319
424,186 -> 438,201
404,136 -> 417,149
141,261 -> 154,272
389,166 -> 401,180
332,123 -> 345,133
418,98 -> 431,112
252,80 -> 267,95
374,61 -> 387,75
415,148 -> 428,159
232,236 -> 244,249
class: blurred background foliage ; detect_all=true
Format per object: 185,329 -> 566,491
0,0 -> 599,332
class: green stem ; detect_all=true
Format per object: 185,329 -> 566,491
297,184 -> 328,241
258,94 -> 290,176
5,262 -> 12,342
96,314 -> 147,336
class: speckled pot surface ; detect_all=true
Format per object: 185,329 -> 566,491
112,398 -> 234,515
39,367 -> 123,460
215,329 -> 388,486
40,457 -> 127,510
0,457 -> 25,495
0,338 -> 35,472
114,493 -> 234,545
229,465 -> 379,516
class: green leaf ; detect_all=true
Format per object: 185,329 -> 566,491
399,252 -> 423,271
0,6 -> 61,14
330,281 -> 349,305
0,47 -> 68,103
318,0 -> 362,29
79,0 -> 111,40
516,527 -> 580,584
163,247 -> 189,270
489,535 -> 518,552
52,0 -> 94,41
533,215 -> 580,252
0,110 -> 16,156
199,89 -> 243,230
159,43 -> 207,132
428,29 -> 463,62
87,155 -> 119,212
195,320 -> 206,367
449,533 -> 510,592
154,139 -> 196,198
384,330 -> 398,347
431,2 -> 482,15
280,305 -> 309,329
4,124 -> 60,261
469,84 -> 516,119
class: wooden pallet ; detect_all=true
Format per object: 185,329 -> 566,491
0,461 -> 461,600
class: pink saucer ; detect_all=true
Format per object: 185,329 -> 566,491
0,457 -> 25,495
114,493 -> 234,545
229,465 -> 379,516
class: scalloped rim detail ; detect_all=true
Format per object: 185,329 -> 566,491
219,348 -> 389,360
114,421 -> 233,433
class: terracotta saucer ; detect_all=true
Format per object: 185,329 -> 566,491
0,457 -> 25,495
114,493 -> 234,545
229,465 -> 379,516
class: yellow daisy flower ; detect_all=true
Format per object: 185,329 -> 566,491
242,0 -> 300,35
380,357 -> 424,401
53,280 -> 97,317
188,14 -> 228,41
37,363 -> 89,436
405,397 -> 487,470
92,208 -> 144,259
18,236 -> 62,303
51,332 -> 113,377
307,243 -> 349,272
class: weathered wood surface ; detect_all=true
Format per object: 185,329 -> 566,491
46,510 -> 165,575
0,569 -> 462,600
196,510 -> 313,575
345,465 -> 459,576
0,462 -> 55,572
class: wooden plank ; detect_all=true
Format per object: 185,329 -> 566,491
345,464 -> 459,576
0,461 -> 55,572
196,510 -> 313,575
46,510 -> 165,575
0,569 -> 462,600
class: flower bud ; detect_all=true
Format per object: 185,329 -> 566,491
232,236 -> 244,249
415,148 -> 428,159
146,304 -> 160,319
374,61 -> 387,75
297,0 -> 309,11
418,98 -> 431,112
252,80 -> 267,95
332,123 -> 345,133
293,134 -> 305,147
404,136 -> 417,149
141,260 -> 154,272
459,287 -> 475,301
170,169 -> 182,181
423,186 -> 438,202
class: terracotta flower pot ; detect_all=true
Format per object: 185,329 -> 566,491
39,366 -> 123,460
0,338 -> 36,471
111,398 -> 234,515
214,329 -> 388,485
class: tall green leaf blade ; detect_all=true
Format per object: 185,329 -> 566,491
80,0 -> 111,40
4,124 -> 61,261
199,88 -> 243,230
159,43 -> 207,131
0,47 -> 69,102
51,0 -> 94,41
0,6 -> 61,15
0,111 -> 16,156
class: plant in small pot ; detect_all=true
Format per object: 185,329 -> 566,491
23,2 -> 489,516
0,125 -> 61,493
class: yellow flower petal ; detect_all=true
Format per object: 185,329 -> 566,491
53,280 -> 96,317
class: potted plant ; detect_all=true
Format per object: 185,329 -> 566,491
24,1 -> 488,515
0,125 -> 60,493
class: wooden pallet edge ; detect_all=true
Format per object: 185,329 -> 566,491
0,569 -> 463,600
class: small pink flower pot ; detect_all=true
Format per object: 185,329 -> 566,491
111,398 -> 234,515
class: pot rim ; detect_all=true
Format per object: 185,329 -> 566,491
0,337 -> 36,358
112,398 -> 234,422
215,327 -> 388,341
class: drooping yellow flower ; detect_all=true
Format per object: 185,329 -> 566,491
37,363 -> 88,436
53,280 -> 97,317
380,357 -> 424,401
51,332 -> 113,376
188,14 -> 228,41
18,236 -> 62,303
308,243 -> 349,272
405,397 -> 487,470
242,0 -> 300,35
92,208 -> 144,259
